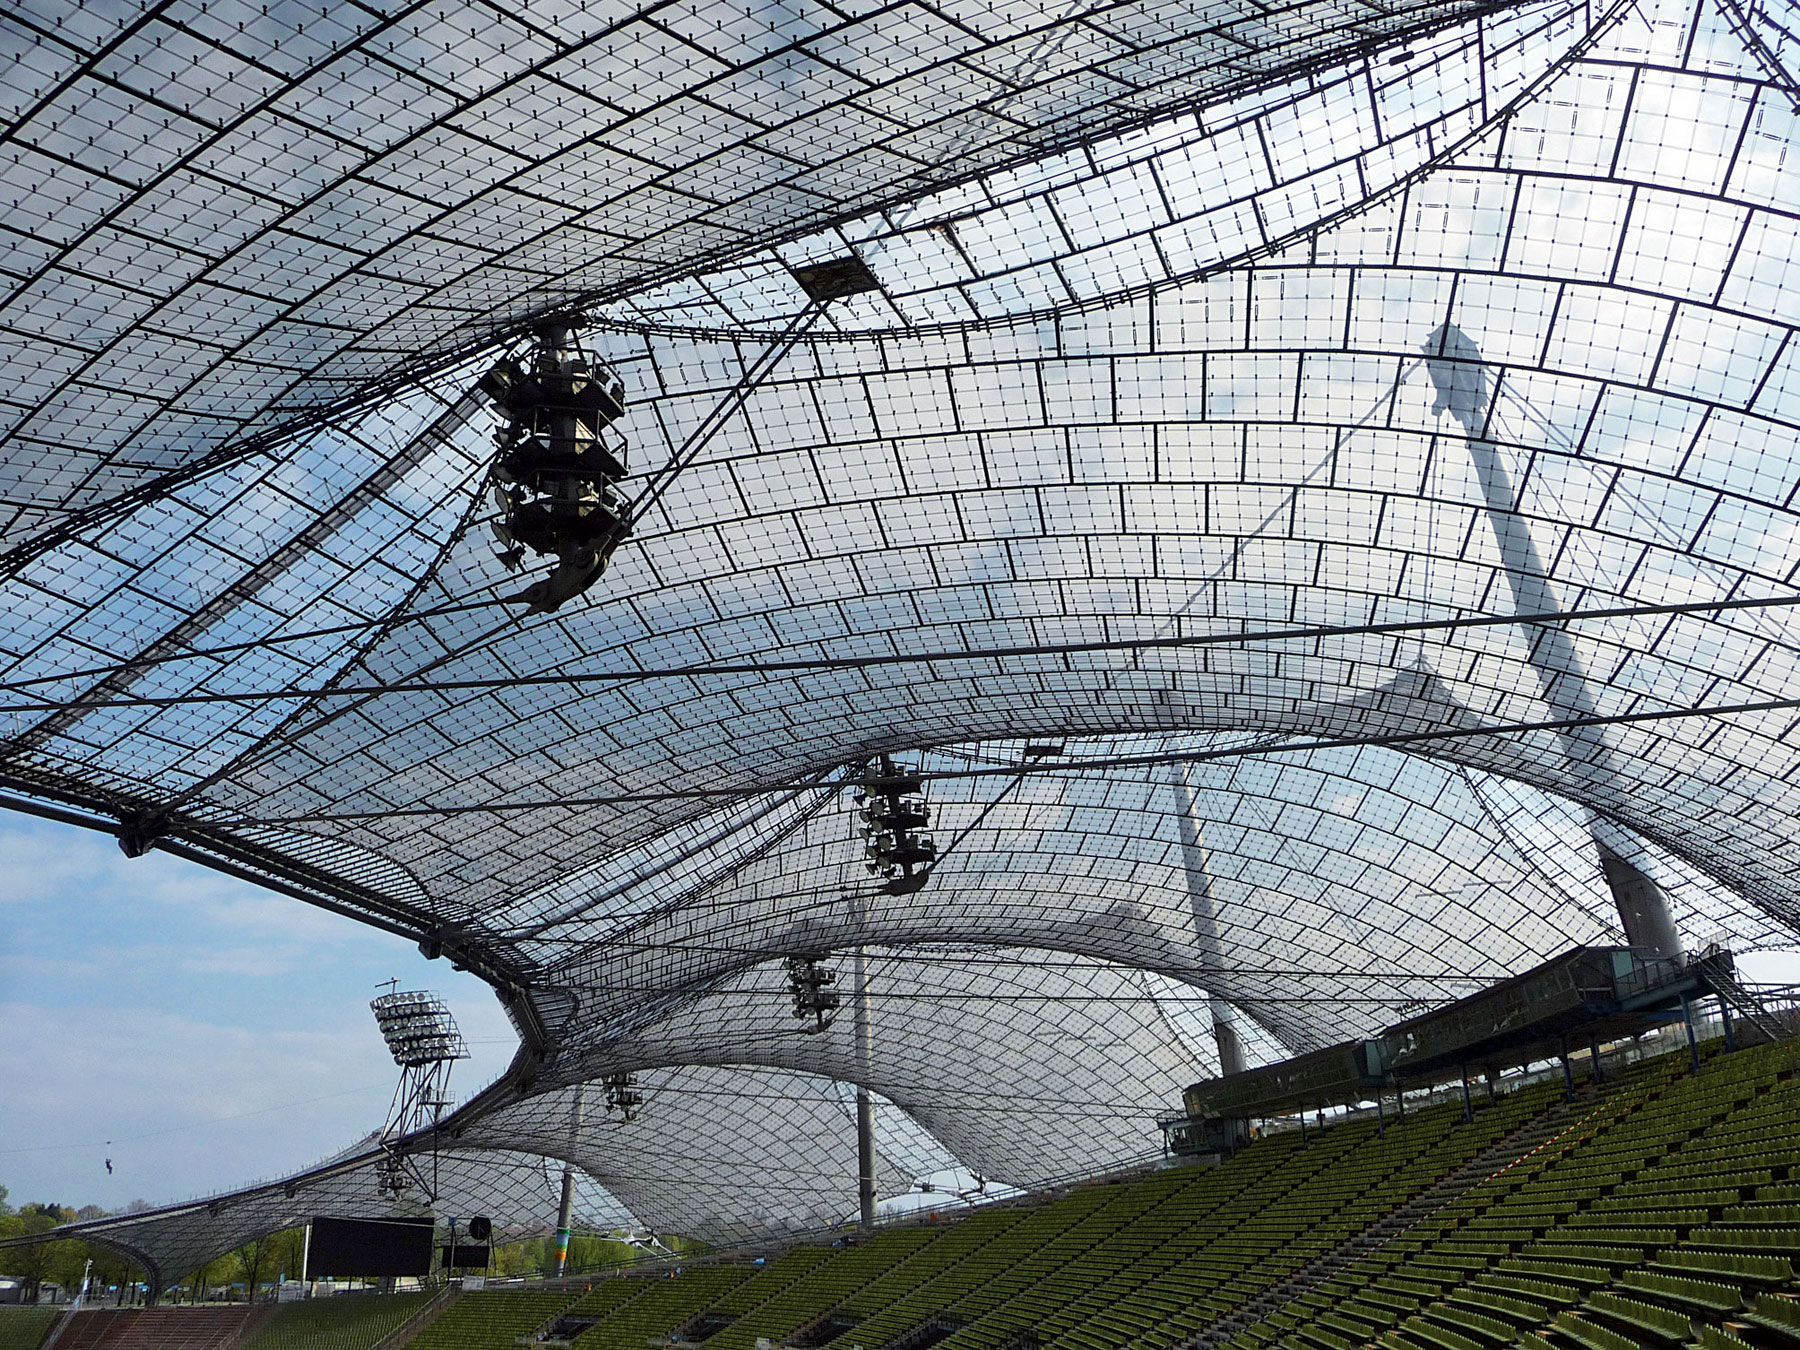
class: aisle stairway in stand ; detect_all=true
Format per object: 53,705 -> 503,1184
1228,1040 -> 1800,1350
246,1289 -> 438,1350
687,1229 -> 942,1350
855,1080 -> 1567,1350
1184,1094 -> 1595,1350
47,1305 -> 272,1350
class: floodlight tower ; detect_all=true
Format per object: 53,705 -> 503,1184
370,987 -> 469,1203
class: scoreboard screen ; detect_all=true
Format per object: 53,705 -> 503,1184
308,1217 -> 435,1277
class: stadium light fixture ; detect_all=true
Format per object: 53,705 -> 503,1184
603,1072 -> 643,1122
479,323 -> 632,613
785,953 -> 842,1033
370,987 -> 469,1203
854,755 -> 935,895
372,989 -> 470,1068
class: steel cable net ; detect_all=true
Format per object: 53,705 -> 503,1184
461,1065 -> 941,1242
529,947 -> 1208,1178
0,0 -> 1537,548
6,0 -> 1800,1284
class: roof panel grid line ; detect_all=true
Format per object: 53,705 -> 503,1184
0,0 -> 1612,561
6,0 -> 1800,1271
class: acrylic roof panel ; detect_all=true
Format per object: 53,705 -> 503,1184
0,0 -> 1523,553
6,0 -> 1800,1282
3,0 -> 1799,1033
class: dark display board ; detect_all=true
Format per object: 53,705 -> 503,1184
308,1216 -> 436,1277
441,1244 -> 491,1268
1184,1040 -> 1378,1120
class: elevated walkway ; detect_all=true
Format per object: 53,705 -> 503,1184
1168,946 -> 1731,1141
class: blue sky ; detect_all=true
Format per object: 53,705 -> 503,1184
0,813 -> 518,1213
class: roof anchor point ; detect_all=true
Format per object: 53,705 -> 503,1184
116,806 -> 171,858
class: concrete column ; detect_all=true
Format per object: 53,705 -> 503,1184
1682,994 -> 1703,1075
553,1167 -> 576,1277
1425,324 -> 1683,958
1168,764 -> 1248,1075
854,940 -> 877,1229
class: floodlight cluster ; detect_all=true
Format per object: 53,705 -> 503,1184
787,955 -> 843,1034
371,992 -> 470,1070
481,328 -> 634,613
855,758 -> 937,894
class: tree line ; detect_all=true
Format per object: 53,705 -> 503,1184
0,1186 -> 307,1305
0,1185 -> 706,1303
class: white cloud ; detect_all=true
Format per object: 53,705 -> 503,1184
0,817 -> 516,1210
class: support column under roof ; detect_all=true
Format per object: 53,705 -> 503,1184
1426,322 -> 1683,958
1168,763 -> 1248,1076
853,899 -> 877,1227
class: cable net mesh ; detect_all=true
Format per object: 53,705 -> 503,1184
5,0 -> 1800,1287
0,0 -> 1530,550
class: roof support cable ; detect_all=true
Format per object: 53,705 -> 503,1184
11,591 -> 1799,715
85,416 -> 518,855
625,296 -> 831,534
185,292 -> 840,850
1456,765 -> 1621,941
11,290 -> 836,868
506,765 -> 850,944
881,745 -> 1050,894
241,689 -> 1800,823
1713,0 -> 1800,111
0,386 -> 491,763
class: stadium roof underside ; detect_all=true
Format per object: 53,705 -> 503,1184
6,0 -> 1800,1279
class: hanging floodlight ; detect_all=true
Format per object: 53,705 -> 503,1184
602,1071 -> 643,1122
853,755 -> 935,895
785,953 -> 841,1033
478,323 -> 632,613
